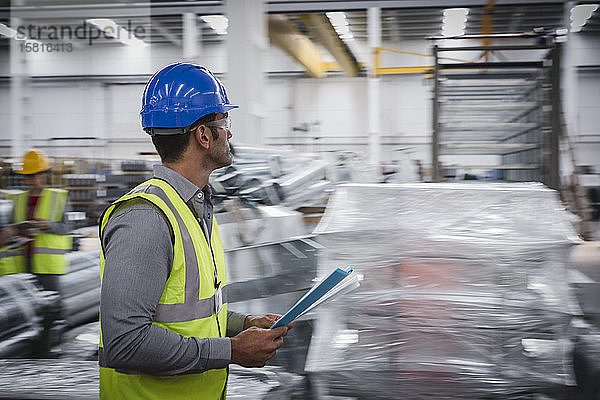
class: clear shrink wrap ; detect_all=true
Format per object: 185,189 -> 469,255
305,182 -> 580,399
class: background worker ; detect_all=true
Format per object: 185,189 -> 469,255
99,63 -> 293,400
4,149 -> 72,355
0,224 -> 18,275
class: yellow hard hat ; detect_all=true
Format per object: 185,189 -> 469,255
17,150 -> 51,175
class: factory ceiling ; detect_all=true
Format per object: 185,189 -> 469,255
0,1 -> 597,50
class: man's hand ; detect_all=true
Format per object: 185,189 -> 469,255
0,226 -> 17,247
244,313 -> 278,329
31,220 -> 51,231
230,326 -> 289,367
244,313 -> 296,330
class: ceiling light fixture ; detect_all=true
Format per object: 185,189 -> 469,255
442,8 -> 469,37
201,15 -> 228,35
570,4 -> 598,33
0,22 -> 44,45
87,19 -> 147,47
0,23 -> 18,39
326,11 -> 354,42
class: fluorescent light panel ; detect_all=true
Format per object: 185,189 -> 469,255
326,11 -> 354,41
201,15 -> 228,35
442,8 -> 469,37
0,22 -> 18,38
0,22 -> 43,45
570,4 -> 598,32
87,19 -> 146,47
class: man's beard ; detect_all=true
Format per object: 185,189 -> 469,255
210,142 -> 233,169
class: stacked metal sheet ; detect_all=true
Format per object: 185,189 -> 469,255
217,204 -> 307,249
63,174 -> 100,187
210,145 -> 332,210
225,235 -> 322,373
63,251 -> 101,327
0,250 -> 100,358
0,274 -> 59,358
226,236 -> 322,310
120,160 -> 154,172
305,182 -> 580,399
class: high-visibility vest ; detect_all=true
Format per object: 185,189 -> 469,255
0,246 -> 25,276
1,189 -> 71,276
98,178 -> 229,400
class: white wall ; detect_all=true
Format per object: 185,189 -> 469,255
567,34 -> 600,172
0,34 -> 598,172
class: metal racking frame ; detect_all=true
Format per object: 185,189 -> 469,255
431,40 -> 561,189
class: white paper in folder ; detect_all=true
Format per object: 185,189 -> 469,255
270,266 -> 360,329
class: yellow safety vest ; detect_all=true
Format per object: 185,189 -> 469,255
1,189 -> 71,276
98,178 -> 229,400
0,245 -> 25,276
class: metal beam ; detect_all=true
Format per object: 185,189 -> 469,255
432,45 -> 441,182
437,44 -> 552,51
152,20 -> 182,47
4,3 -> 220,19
268,14 -> 325,78
438,61 -> 544,69
549,43 -> 561,191
267,0 -> 566,13
299,14 -> 359,77
481,0 -> 495,60
3,0 -> 568,19
368,6 -> 382,166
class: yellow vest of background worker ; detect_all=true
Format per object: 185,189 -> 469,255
2,189 -> 71,275
0,246 -> 24,276
98,178 -> 229,400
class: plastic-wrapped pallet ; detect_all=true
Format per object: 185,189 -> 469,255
305,182 -> 581,399
0,274 -> 60,358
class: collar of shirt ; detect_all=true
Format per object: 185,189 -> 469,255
153,164 -> 213,222
153,165 -> 200,204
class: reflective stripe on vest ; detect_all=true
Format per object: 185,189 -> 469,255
98,178 -> 228,400
0,247 -> 26,277
32,247 -> 70,255
0,248 -> 25,259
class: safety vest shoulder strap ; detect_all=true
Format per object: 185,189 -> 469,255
99,180 -> 183,248
7,191 -> 29,223
99,179 -> 189,306
35,188 -> 68,222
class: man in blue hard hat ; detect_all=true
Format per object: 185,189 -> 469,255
98,63 -> 293,399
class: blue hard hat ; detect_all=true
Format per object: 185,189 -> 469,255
140,63 -> 238,131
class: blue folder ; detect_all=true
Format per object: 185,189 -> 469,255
270,267 -> 353,329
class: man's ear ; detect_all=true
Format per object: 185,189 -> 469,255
194,125 -> 211,150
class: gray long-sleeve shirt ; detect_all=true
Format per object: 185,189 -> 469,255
100,165 -> 247,376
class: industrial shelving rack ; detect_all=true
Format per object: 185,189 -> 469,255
431,37 -> 561,189
0,156 -> 157,227
63,160 -> 155,226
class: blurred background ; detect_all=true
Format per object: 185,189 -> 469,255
0,0 -> 599,399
